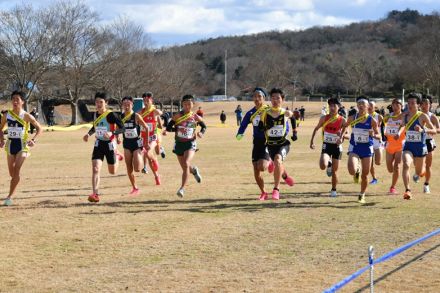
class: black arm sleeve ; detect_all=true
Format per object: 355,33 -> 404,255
166,120 -> 176,132
88,126 -> 95,136
380,121 -> 385,141
198,121 -> 207,134
290,117 -> 297,131
107,112 -> 125,135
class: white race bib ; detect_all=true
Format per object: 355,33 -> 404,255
252,115 -> 261,126
267,125 -> 284,137
95,126 -> 108,139
352,128 -> 369,143
323,132 -> 339,144
177,126 -> 194,139
146,123 -> 153,132
124,128 -> 138,139
406,130 -> 422,142
385,125 -> 399,135
7,127 -> 23,139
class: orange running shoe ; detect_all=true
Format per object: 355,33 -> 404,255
88,193 -> 100,203
403,190 -> 412,200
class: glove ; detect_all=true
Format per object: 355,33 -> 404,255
236,134 -> 244,141
291,132 -> 298,141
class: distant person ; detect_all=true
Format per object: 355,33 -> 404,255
47,106 -> 55,127
30,107 -> 38,134
321,105 -> 327,116
220,110 -> 226,124
299,106 -> 305,121
338,105 -> 347,118
196,106 -> 204,118
348,106 -> 358,117
235,105 -> 243,126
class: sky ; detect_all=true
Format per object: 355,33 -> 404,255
0,0 -> 439,47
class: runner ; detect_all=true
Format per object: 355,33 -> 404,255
0,91 -> 42,206
310,97 -> 346,197
340,96 -> 380,204
139,92 -> 163,185
368,100 -> 384,185
259,88 -> 296,200
166,94 -> 206,197
419,95 -> 439,193
401,93 -> 436,200
383,98 -> 405,195
83,92 -> 124,203
120,96 -> 150,195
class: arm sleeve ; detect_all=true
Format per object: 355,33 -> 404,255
166,120 -> 176,132
290,117 -> 297,132
107,112 -> 125,135
198,121 -> 207,134
237,110 -> 251,135
87,126 -> 95,136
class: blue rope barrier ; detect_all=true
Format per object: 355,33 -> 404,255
323,228 -> 440,293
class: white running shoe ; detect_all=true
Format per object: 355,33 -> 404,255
176,188 -> 184,198
326,162 -> 332,177
192,166 -> 202,183
423,184 -> 431,194
330,190 -> 337,197
413,174 -> 420,183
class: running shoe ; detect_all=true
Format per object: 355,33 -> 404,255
116,153 -> 124,161
268,160 -> 275,173
369,178 -> 378,185
151,159 -> 159,172
155,175 -> 161,186
129,188 -> 140,196
192,166 -> 202,183
403,190 -> 412,200
160,147 -> 166,159
412,174 -> 420,183
358,194 -> 366,204
88,193 -> 100,203
141,167 -> 148,174
353,170 -> 360,184
423,184 -> 431,194
3,197 -> 12,206
259,192 -> 268,201
283,175 -> 295,186
326,162 -> 332,177
272,189 -> 280,200
330,190 -> 337,197
389,186 -> 398,195
176,188 -> 184,198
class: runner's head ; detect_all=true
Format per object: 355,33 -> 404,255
391,98 -> 403,114
269,88 -> 284,108
10,91 -> 26,109
94,92 -> 108,111
181,94 -> 195,112
252,87 -> 267,107
142,92 -> 153,107
122,96 -> 133,112
368,100 -> 376,114
421,94 -> 433,112
327,97 -> 341,114
356,96 -> 369,113
407,92 -> 421,111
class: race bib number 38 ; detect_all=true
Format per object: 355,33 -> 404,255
267,125 -> 284,137
8,127 -> 23,139
406,130 -> 422,142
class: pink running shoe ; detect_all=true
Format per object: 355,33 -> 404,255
272,189 -> 280,200
130,188 -> 140,196
116,153 -> 124,161
259,192 -> 268,201
268,160 -> 275,173
155,175 -> 161,186
88,193 -> 100,203
389,186 -> 397,195
283,175 -> 295,186
151,159 -> 159,172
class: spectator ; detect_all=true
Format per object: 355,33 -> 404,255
299,106 -> 305,121
47,106 -> 55,127
234,105 -> 243,126
196,106 -> 204,117
220,110 -> 226,124
30,107 -> 39,134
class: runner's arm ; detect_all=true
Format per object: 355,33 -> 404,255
371,118 -> 381,140
430,114 -> 440,134
236,110 -> 252,137
421,114 -> 436,135
194,114 -> 207,135
0,114 -> 6,146
340,116 -> 352,142
310,116 -> 325,148
166,120 -> 176,132
25,113 -> 42,142
135,113 -> 149,130
107,112 -> 125,135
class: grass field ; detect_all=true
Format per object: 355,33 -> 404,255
0,101 -> 439,292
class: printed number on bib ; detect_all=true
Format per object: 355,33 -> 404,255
385,126 -> 399,135
95,127 -> 108,139
352,128 -> 369,143
149,134 -> 157,143
177,127 -> 194,139
323,132 -> 339,144
7,127 -> 23,139
267,125 -> 284,137
124,128 -> 138,139
406,130 -> 422,142
252,115 -> 261,126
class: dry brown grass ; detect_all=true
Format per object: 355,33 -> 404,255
0,102 -> 439,292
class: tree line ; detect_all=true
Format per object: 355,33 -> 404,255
0,2 -> 438,124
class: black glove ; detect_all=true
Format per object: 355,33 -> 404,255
291,132 -> 298,141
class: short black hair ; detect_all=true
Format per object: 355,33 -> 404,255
142,92 -> 153,98
422,94 -> 433,104
181,94 -> 195,102
94,92 -> 107,101
269,88 -> 285,99
122,96 -> 133,102
11,90 -> 26,100
327,97 -> 341,106
407,92 -> 422,104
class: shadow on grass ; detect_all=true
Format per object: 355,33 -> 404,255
354,243 -> 440,293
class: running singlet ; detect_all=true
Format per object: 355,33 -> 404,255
349,114 -> 373,146
384,114 -> 405,147
140,107 -> 157,142
322,114 -> 343,144
91,111 -> 123,141
404,112 -> 425,144
264,109 -> 288,146
5,110 -> 29,154
175,112 -> 198,142
122,112 -> 139,140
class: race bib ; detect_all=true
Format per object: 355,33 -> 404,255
385,126 -> 399,135
146,123 -> 153,132
95,126 -> 108,139
177,126 -> 194,139
406,130 -> 422,142
124,128 -> 138,139
7,127 -> 23,139
267,125 -> 284,137
323,132 -> 339,144
149,134 -> 157,142
352,128 -> 369,143
252,115 -> 261,126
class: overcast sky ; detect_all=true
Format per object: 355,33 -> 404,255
0,0 -> 438,47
